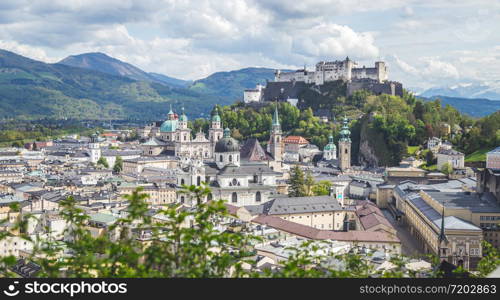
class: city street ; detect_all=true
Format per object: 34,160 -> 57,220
382,209 -> 425,257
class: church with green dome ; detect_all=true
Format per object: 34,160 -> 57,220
140,104 -> 223,159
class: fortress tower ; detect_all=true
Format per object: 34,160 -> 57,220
338,116 -> 351,171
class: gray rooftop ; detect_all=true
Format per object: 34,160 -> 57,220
423,191 -> 500,213
407,193 -> 480,231
258,195 -> 346,215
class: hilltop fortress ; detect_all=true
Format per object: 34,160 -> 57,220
244,57 -> 403,104
275,57 -> 387,85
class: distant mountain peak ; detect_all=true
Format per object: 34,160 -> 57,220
58,52 -> 189,87
420,82 -> 500,101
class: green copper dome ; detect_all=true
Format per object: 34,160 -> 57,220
324,143 -> 337,151
160,119 -> 178,132
324,135 -> 336,151
179,107 -> 188,122
339,116 -> 351,142
212,107 -> 221,122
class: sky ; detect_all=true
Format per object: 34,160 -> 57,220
0,0 -> 499,90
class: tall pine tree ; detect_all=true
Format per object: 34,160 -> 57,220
289,165 -> 306,197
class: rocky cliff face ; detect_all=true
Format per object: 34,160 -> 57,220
357,114 -> 380,168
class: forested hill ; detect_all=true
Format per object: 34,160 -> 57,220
0,49 -> 278,121
196,91 -> 499,167
0,48 -> 498,121
0,49 -> 211,120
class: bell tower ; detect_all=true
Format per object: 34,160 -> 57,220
89,132 -> 101,164
209,106 -> 223,156
269,104 -> 283,164
338,116 -> 351,171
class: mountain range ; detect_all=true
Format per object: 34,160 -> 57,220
0,49 -> 278,120
0,48 -> 498,121
419,82 -> 500,101
59,52 -> 192,88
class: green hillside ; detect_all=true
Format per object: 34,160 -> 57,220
0,49 -> 211,120
188,67 -> 281,104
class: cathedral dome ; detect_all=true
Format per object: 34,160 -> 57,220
324,143 -> 336,151
324,135 -> 336,151
215,128 -> 239,152
212,114 -> 221,122
179,107 -> 188,122
212,107 -> 221,122
160,119 -> 178,132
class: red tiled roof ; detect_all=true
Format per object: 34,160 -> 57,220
355,201 -> 394,230
283,136 -> 309,145
252,215 -> 399,243
221,203 -> 240,216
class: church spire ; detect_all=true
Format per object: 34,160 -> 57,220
273,104 -> 280,127
339,116 -> 351,142
438,205 -> 448,244
272,102 -> 281,133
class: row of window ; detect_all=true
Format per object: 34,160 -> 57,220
480,223 -> 499,229
480,216 -> 500,221
231,192 -> 261,203
219,154 -> 239,162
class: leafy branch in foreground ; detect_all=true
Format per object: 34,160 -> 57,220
0,186 -> 498,278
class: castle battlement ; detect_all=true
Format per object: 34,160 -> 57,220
274,57 -> 388,85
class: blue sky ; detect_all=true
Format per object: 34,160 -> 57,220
0,0 -> 499,90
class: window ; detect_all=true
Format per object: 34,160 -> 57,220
220,155 -> 223,162
256,191 -> 261,202
180,196 -> 185,203
345,148 -> 348,154
181,179 -> 185,185
253,175 -> 258,183
229,155 -> 232,162
232,178 -> 238,186
231,192 -> 237,203
197,176 -> 201,186
207,193 -> 213,201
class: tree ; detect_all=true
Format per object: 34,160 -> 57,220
426,150 -> 435,166
476,241 -> 500,277
440,162 -> 453,175
1,186 -> 493,278
289,166 -> 306,197
113,156 -> 123,173
312,180 -> 332,196
11,141 -> 23,148
305,172 -> 315,196
97,156 -> 109,168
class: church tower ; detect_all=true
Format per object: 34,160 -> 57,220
338,116 -> 351,171
175,106 -> 192,157
323,134 -> 337,160
209,106 -> 223,155
269,105 -> 283,164
89,132 -> 101,164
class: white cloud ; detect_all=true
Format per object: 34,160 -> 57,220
0,40 -> 57,62
0,0 -> 498,87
